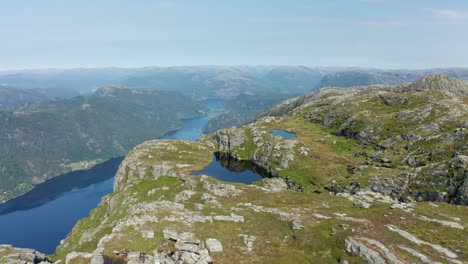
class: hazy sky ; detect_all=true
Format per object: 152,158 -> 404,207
1,0 -> 468,70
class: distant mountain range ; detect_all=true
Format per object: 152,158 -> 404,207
2,66 -> 468,102
316,68 -> 468,88
2,66 -> 468,201
0,87 -> 203,202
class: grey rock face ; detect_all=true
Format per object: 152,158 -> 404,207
262,178 -> 289,192
378,92 -> 411,106
175,190 -> 196,203
344,237 -> 386,264
402,74 -> 468,96
213,213 -> 245,222
163,228 -> 179,241
212,128 -> 247,153
90,252 -> 104,264
336,116 -> 380,145
368,175 -> 410,200
386,225 -> 458,259
454,176 -> 468,205
406,155 -> 424,167
414,191 -> 447,203
0,245 -> 51,264
354,200 -> 371,209
397,245 -> 442,264
239,234 -> 256,252
291,220 -> 304,230
158,230 -> 216,264
66,252 -> 93,263
205,238 -> 223,253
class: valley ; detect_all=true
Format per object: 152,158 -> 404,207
41,75 -> 466,264
0,99 -> 222,254
2,1 -> 468,263
0,71 -> 466,264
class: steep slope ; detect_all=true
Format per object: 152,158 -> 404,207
44,74 -> 467,264
0,87 -> 204,202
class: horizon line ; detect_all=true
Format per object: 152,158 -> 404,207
1,64 -> 468,73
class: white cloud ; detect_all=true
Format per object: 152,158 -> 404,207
245,15 -> 407,27
431,8 -> 468,21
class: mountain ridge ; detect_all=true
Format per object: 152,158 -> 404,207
43,74 -> 468,264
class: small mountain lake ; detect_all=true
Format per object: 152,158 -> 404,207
192,152 -> 268,184
0,99 -> 223,254
272,129 -> 297,139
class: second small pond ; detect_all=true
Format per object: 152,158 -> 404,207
272,129 -> 296,139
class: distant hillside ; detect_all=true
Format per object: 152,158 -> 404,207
202,92 -> 298,133
3,66 -> 468,100
0,85 -> 79,110
316,71 -> 420,88
0,68 -> 138,93
0,87 -> 204,202
122,66 -> 326,99
123,67 -> 265,99
261,66 -> 324,94
316,68 -> 468,88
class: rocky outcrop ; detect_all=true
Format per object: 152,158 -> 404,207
211,119 -> 305,191
454,175 -> 468,205
401,74 -> 468,96
344,237 -> 386,264
205,238 -> 223,253
386,225 -> 458,259
368,175 -> 410,200
160,229 -> 217,264
0,245 -> 51,264
212,127 -> 247,153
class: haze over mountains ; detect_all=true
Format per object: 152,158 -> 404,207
1,66 -> 468,203
316,68 -> 468,89
3,66 -> 468,101
0,85 -> 79,110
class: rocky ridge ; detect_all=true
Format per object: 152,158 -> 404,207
2,74 -> 467,263
0,244 -> 51,264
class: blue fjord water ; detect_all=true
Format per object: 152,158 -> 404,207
0,99 -> 224,254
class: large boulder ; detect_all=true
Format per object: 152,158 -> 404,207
212,128 -> 247,153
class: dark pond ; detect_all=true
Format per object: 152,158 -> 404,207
272,129 -> 297,139
0,99 -> 223,254
192,152 -> 269,184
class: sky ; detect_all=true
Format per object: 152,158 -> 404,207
1,0 -> 468,70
